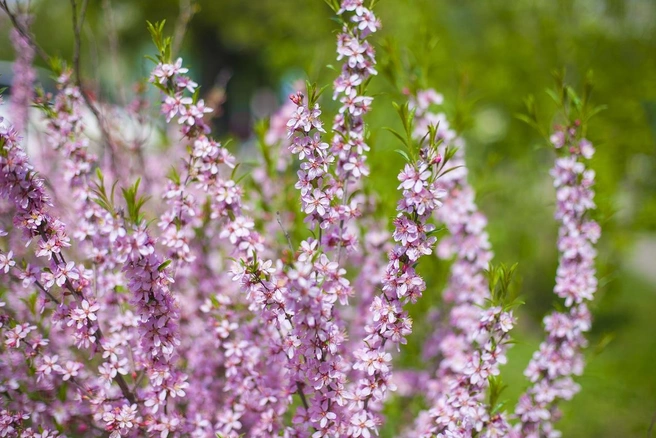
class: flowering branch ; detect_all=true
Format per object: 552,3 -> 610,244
513,82 -> 601,437
421,264 -> 518,437
327,0 -> 380,255
346,107 -> 447,436
400,90 -> 504,436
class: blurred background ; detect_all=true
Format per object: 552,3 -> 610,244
1,0 -> 655,436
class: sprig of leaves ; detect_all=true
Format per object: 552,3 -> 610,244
517,70 -> 606,140
90,169 -> 118,216
121,178 -> 150,226
146,20 -> 172,64
485,262 -> 523,310
384,101 -> 417,161
487,375 -> 508,415
305,81 -> 329,108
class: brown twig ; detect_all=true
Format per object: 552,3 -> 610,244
69,0 -> 121,179
171,0 -> 196,57
101,0 -> 124,104
296,381 -> 310,411
0,0 -> 49,63
276,211 -> 295,254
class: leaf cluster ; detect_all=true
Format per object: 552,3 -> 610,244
91,169 -> 150,226
485,262 -> 522,310
517,70 -> 607,140
384,101 -> 417,161
121,178 -> 150,226
146,20 -> 172,64
90,169 -> 118,216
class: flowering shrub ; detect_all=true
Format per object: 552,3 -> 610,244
0,1 -> 605,437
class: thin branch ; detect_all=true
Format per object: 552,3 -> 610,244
276,211 -> 294,254
296,381 -> 310,411
171,0 -> 196,57
101,0 -> 124,104
0,0 -> 50,63
69,0 -> 120,178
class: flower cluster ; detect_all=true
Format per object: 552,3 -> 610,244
513,124 -> 599,437
418,298 -> 515,437
347,143 -> 446,436
151,56 -> 264,264
152,48 -> 294,435
287,91 -> 338,229
1,70 -> 188,435
122,226 -> 187,418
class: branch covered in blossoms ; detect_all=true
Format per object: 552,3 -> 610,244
513,82 -> 601,438
324,0 -> 380,254
420,264 -> 519,437
345,105 -> 450,436
395,89 -> 513,437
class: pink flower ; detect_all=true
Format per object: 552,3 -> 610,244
0,251 -> 15,273
58,361 -> 82,381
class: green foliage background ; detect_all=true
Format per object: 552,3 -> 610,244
1,0 -> 655,436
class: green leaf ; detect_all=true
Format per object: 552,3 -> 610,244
48,57 -> 65,77
567,86 -> 582,111
121,178 -> 150,226
167,165 -> 181,185
234,169 -> 251,185
58,382 -> 68,402
383,127 -> 408,147
323,0 -> 340,13
230,163 -> 242,181
487,375 -> 507,412
485,262 -> 519,306
147,20 -> 171,62
425,226 -> 446,237
144,54 -> 159,65
157,260 -> 172,272
192,86 -> 201,103
515,113 -> 538,129
392,101 -> 410,137
90,169 -> 117,215
545,88 -> 561,106
439,164 -> 464,178
594,333 -> 615,355
585,104 -> 608,121
394,148 -> 410,162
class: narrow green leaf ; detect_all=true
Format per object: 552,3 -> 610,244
157,260 -> 172,272
394,148 -> 410,162
383,127 -> 407,147
545,88 -> 561,106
